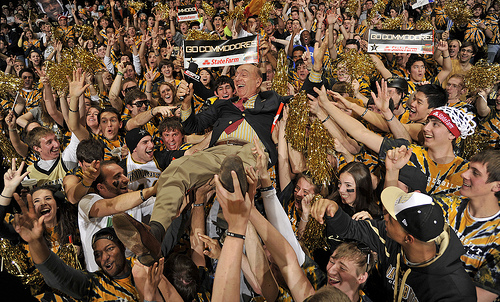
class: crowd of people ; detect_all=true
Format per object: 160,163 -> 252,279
0,0 -> 499,301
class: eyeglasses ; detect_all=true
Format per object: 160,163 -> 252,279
132,100 -> 150,107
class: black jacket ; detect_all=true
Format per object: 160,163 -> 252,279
325,209 -> 477,302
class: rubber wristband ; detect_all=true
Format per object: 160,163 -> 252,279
360,108 -> 369,118
226,231 -> 245,240
385,114 -> 395,122
193,203 -> 204,207
260,185 -> 274,192
82,181 -> 92,188
140,189 -> 146,202
0,194 -> 11,199
69,107 -> 78,113
321,115 -> 330,123
117,71 -> 124,76
478,93 -> 487,103
442,55 -> 450,59
301,216 -> 309,222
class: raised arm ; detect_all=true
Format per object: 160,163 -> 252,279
90,184 -> 157,218
5,112 -> 28,157
67,69 -> 91,141
318,86 -> 384,153
436,40 -> 452,84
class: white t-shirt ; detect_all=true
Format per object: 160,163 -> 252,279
78,193 -> 155,272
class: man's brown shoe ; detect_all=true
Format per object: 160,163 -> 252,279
112,213 -> 161,266
219,155 -> 248,196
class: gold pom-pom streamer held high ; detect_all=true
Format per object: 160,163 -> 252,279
271,49 -> 288,96
73,46 -> 104,73
464,59 -> 500,93
45,58 -> 74,93
346,0 -> 358,15
306,119 -> 334,185
0,71 -> 22,99
74,24 -> 94,40
416,19 -> 434,30
202,1 -> 216,17
51,26 -> 64,41
367,0 -> 386,24
259,1 -> 275,27
0,132 -> 23,167
57,243 -> 82,271
129,0 -> 146,12
382,14 -> 404,30
337,49 -> 377,81
444,1 -> 472,26
225,6 -> 246,22
301,195 -> 329,251
185,29 -> 220,40
154,3 -> 170,20
285,91 -> 309,152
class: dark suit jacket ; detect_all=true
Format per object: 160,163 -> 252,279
182,76 -> 322,166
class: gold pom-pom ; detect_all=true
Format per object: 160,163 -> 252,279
460,130 -> 490,160
367,0 -> 386,24
301,195 -> 329,251
202,1 -> 216,17
444,1 -> 472,26
45,56 -> 74,93
154,3 -> 170,20
285,91 -> 309,152
73,46 -> 104,73
271,49 -> 288,96
306,119 -> 335,185
464,59 -> 500,93
225,6 -> 246,22
74,24 -> 94,40
346,0 -> 358,15
0,71 -> 23,99
259,1 -> 275,27
416,19 -> 434,30
51,26 -> 64,41
129,0 -> 146,12
381,15 -> 404,30
185,29 -> 220,40
337,49 -> 377,81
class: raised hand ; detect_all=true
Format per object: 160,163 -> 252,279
143,258 -> 164,301
370,79 -> 391,117
82,160 -> 100,187
386,145 -> 413,172
13,193 -> 45,243
67,68 -> 90,99
3,159 -> 29,195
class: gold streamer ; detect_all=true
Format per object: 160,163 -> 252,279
73,46 -> 104,73
45,56 -> 74,93
51,26 -> 64,41
185,29 -> 220,40
285,91 -> 309,152
416,19 -> 434,30
0,132 -> 23,167
258,1 -> 275,27
225,6 -> 246,22
346,0 -> 358,15
336,49 -> 377,81
464,59 -> 500,93
271,49 -> 288,96
444,1 -> 472,26
129,0 -> 146,12
74,24 -> 94,40
0,71 -> 22,98
460,130 -> 491,160
154,3 -> 170,20
306,119 -> 334,185
381,14 -> 404,30
202,1 -> 216,17
367,0 -> 386,24
301,195 -> 329,251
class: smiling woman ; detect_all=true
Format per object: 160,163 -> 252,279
0,178 -> 81,296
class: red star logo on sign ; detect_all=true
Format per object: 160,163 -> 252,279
202,60 -> 210,65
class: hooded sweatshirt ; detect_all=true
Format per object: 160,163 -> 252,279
325,209 -> 476,302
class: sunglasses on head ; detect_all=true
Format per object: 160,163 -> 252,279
123,86 -> 137,94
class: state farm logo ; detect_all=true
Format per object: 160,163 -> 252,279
203,59 -> 210,65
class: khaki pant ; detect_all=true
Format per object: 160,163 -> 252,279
151,143 -> 257,231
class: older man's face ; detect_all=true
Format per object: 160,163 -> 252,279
234,65 -> 262,99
